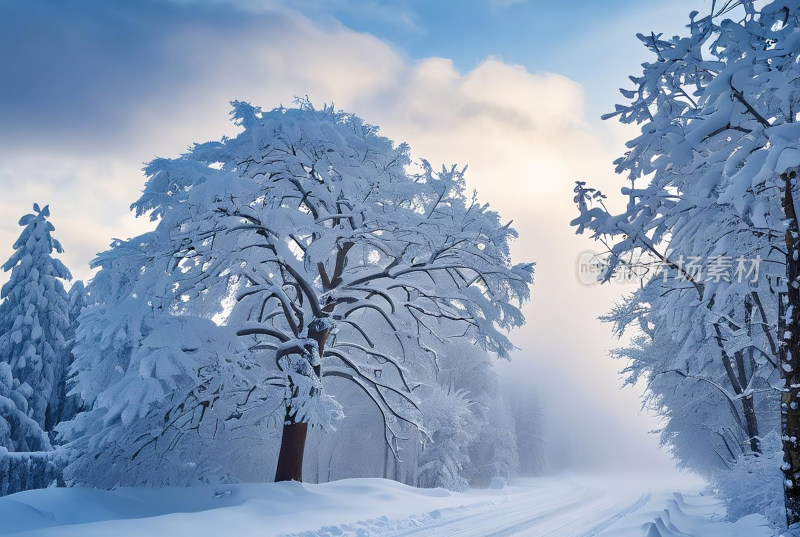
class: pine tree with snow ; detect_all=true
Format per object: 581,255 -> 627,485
66,281 -> 87,339
0,203 -> 72,432
0,361 -> 49,453
57,281 -> 87,424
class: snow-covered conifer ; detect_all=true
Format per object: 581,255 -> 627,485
0,362 -> 49,452
0,204 -> 72,432
56,281 -> 88,424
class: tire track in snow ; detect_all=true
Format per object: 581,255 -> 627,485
286,480 -> 654,537
280,480 -> 591,537
393,488 -> 597,537
481,487 -> 650,537
573,491 -> 652,537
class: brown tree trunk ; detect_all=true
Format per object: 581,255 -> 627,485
273,319 -> 331,483
781,169 -> 800,526
275,422 -> 309,482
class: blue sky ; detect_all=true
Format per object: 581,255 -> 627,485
298,0 -> 623,70
0,0 -> 708,477
294,0 -> 675,71
289,0 -> 697,118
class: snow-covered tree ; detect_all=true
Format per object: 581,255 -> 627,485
601,276 -> 779,476
59,231 -> 287,486
63,315 -> 282,488
571,1 -> 800,527
465,395 -> 519,486
63,100 -> 533,485
417,386 -> 476,491
0,204 -> 72,433
715,430 -> 785,526
432,340 -> 520,486
0,362 -> 49,453
57,281 -> 88,424
503,381 -> 544,477
66,235 -> 166,417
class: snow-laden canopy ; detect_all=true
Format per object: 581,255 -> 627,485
63,100 -> 533,487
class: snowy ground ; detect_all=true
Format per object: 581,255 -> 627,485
0,476 -> 773,537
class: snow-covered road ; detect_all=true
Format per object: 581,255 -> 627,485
376,480 -> 651,537
0,476 -> 774,537
281,478 -> 771,537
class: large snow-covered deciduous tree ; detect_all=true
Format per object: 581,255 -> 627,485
571,1 -> 800,528
65,100 -> 533,485
0,204 -> 73,434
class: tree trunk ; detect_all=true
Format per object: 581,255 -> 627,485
781,169 -> 800,526
740,300 -> 761,454
383,441 -> 390,479
273,319 -> 331,483
741,393 -> 761,454
714,324 -> 762,455
274,422 -> 309,482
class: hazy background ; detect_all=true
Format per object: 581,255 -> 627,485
0,0 -> 705,479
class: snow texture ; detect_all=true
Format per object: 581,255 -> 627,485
0,476 -> 772,537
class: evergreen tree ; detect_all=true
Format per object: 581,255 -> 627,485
0,362 -> 49,452
0,203 -> 72,432
58,281 -> 88,424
